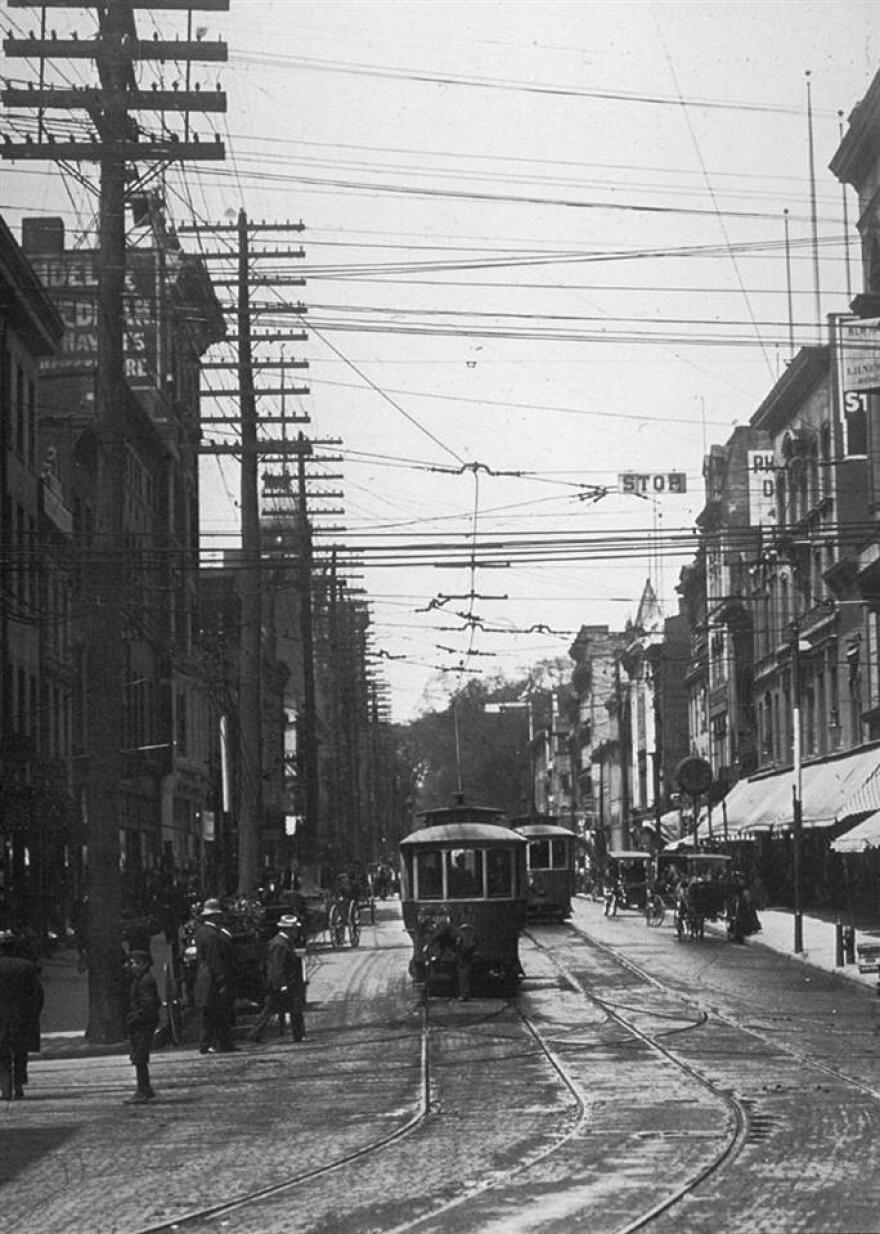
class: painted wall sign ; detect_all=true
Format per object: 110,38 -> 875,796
840,316 -> 880,392
747,450 -> 777,526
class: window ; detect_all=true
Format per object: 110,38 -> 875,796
175,689 -> 188,756
415,851 -> 442,900
486,849 -> 513,898
529,839 -> 551,870
550,838 -> 569,869
446,848 -> 482,898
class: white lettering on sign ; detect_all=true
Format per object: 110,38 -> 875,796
747,450 -> 777,526
619,472 -> 687,495
841,317 -> 880,391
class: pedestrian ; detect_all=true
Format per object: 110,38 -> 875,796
0,929 -> 44,1101
193,898 -> 237,1054
124,950 -> 160,1104
250,914 -> 306,1043
455,923 -> 477,1001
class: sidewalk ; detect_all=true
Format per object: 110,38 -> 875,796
744,907 -> 880,993
38,932 -> 176,1056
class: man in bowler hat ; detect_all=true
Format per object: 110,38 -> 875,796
194,899 -> 236,1053
250,914 -> 306,1043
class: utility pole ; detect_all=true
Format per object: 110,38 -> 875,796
181,216 -> 310,889
3,0 -> 227,1042
236,208 -> 262,895
296,434 -> 319,861
791,621 -> 804,954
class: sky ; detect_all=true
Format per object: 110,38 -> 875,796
2,0 -> 878,721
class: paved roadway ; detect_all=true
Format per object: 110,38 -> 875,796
2,898 -> 880,1233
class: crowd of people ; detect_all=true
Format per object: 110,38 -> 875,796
0,859 -> 402,1104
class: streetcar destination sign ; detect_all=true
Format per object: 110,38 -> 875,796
619,472 -> 687,495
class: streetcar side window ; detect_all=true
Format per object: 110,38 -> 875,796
529,839 -> 550,870
446,848 -> 483,898
415,851 -> 443,899
486,848 -> 513,898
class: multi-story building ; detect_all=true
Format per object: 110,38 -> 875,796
569,624 -> 628,851
0,215 -> 70,934
19,210 -> 224,900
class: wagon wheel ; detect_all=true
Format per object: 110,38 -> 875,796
348,902 -> 361,948
328,902 -> 346,948
645,892 -> 665,928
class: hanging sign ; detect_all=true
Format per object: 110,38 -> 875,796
619,472 -> 687,495
840,317 -> 880,392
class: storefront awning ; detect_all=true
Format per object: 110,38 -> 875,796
835,760 -> 880,822
831,810 -> 880,853
711,746 -> 880,837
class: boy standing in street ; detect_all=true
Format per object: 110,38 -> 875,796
125,950 -> 160,1104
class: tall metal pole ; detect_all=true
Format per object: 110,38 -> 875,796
783,209 -> 795,359
237,208 -> 262,894
791,622 -> 804,953
805,71 -> 822,341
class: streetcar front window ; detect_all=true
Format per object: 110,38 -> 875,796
550,838 -> 568,869
487,848 -> 513,898
415,851 -> 443,899
528,839 -> 550,871
446,848 -> 483,898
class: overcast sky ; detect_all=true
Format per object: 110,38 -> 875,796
2,1 -> 877,720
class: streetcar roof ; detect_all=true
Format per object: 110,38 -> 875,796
606,849 -> 652,861
516,823 -> 576,839
417,805 -> 507,825
400,822 -> 526,848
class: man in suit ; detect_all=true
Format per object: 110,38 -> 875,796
250,914 -> 306,1043
193,899 -> 236,1054
0,929 -> 44,1101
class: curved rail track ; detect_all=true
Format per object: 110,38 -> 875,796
38,915 -> 880,1234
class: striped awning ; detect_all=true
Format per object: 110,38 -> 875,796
709,746 -> 880,838
835,760 -> 880,822
832,810 -> 880,853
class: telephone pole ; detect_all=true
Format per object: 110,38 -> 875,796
3,0 -> 227,1042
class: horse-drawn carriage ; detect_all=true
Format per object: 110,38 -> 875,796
655,851 -> 760,942
602,850 -> 654,917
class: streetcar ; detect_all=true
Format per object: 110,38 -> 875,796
399,804 -> 528,997
510,814 -> 578,922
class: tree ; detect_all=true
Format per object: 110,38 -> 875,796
404,660 -> 571,817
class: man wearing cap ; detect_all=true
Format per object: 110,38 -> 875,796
249,914 -> 306,1043
193,899 -> 236,1054
124,950 -> 160,1103
0,929 -> 44,1101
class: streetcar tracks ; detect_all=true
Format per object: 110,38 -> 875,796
130,999 -> 433,1234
